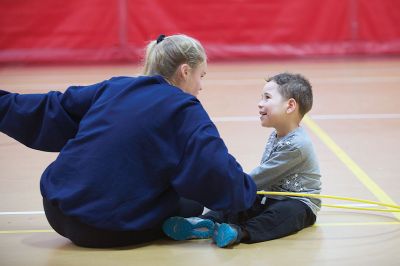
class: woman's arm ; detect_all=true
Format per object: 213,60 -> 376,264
0,81 -> 105,152
172,122 -> 257,213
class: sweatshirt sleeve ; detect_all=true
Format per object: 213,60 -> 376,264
0,82 -> 103,152
249,146 -> 303,189
172,122 -> 257,212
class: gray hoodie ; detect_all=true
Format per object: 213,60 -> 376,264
250,126 -> 322,215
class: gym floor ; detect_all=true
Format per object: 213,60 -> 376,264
0,58 -> 399,265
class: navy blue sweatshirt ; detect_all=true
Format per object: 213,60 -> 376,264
0,75 -> 256,231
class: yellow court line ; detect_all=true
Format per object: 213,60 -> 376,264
257,191 -> 400,212
303,115 -> 400,220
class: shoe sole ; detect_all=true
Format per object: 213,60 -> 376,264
162,216 -> 214,241
214,223 -> 238,248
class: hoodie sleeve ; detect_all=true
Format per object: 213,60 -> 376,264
0,82 -> 104,152
172,122 -> 257,212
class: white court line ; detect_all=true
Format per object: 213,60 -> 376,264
203,76 -> 400,85
311,114 -> 400,120
212,116 -> 259,122
0,211 -> 44,215
211,114 -> 400,122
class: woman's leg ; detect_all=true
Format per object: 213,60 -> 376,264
200,210 -> 228,223
177,197 -> 204,217
43,198 -> 163,248
43,197 -> 205,248
201,195 -> 265,224
161,198 -> 216,240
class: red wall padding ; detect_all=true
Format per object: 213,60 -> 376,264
1,0 -> 399,63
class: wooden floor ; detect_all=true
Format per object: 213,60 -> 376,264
0,58 -> 399,265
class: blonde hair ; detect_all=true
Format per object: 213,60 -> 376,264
143,34 -> 207,79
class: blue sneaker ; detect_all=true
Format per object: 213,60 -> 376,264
213,223 -> 240,248
162,216 -> 215,241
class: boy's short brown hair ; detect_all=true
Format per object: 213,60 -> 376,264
266,73 -> 313,117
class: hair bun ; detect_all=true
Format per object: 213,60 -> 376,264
156,34 -> 166,44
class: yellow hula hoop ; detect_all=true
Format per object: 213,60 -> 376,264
256,191 -> 400,213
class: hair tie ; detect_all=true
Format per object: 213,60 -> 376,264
156,34 -> 166,44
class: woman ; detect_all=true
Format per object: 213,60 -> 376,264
0,34 -> 256,248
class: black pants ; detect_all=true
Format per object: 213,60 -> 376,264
43,198 -> 203,248
201,196 -> 316,243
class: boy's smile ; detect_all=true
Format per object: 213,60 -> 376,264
258,81 -> 286,128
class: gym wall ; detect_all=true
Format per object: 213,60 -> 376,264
1,0 -> 399,63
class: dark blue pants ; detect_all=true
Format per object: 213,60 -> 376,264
201,196 -> 316,243
43,197 -> 203,248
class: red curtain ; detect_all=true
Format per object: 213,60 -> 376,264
1,0 -> 399,63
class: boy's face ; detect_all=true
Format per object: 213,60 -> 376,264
258,81 -> 288,128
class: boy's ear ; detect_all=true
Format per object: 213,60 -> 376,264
286,98 -> 297,114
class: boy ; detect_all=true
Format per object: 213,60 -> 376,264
163,73 -> 321,248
